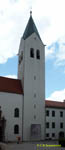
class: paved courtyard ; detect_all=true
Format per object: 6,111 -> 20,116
1,141 -> 65,150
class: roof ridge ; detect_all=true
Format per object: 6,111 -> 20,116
46,100 -> 63,103
0,76 -> 18,81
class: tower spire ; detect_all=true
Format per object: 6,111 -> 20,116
30,10 -> 32,17
23,10 -> 41,40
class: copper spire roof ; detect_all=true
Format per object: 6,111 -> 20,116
22,14 -> 41,40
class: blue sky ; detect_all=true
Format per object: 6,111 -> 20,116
0,56 -> 18,77
0,0 -> 65,101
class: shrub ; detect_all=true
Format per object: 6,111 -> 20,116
59,138 -> 65,147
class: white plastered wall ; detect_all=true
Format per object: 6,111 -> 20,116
0,92 -> 23,142
23,33 -> 45,141
46,107 -> 65,139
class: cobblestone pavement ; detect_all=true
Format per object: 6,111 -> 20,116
5,141 -> 65,150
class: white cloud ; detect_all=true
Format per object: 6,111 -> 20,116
5,75 -> 17,79
0,0 -> 65,63
45,45 -> 55,60
33,0 -> 65,44
46,38 -> 65,66
47,89 -> 65,102
55,39 -> 65,66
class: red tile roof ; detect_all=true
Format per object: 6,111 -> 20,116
0,77 -> 65,108
0,76 -> 23,94
45,100 -> 65,109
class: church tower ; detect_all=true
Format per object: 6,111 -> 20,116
18,12 -> 45,141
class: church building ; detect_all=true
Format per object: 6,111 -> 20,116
0,12 -> 65,142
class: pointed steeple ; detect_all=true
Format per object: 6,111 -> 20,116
22,12 -> 41,40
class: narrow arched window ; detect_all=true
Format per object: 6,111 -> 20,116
21,51 -> 23,61
30,48 -> 34,58
14,108 -> 19,117
36,49 -> 40,59
14,125 -> 19,134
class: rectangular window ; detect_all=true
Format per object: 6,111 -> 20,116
60,111 -> 63,117
52,111 -> 55,117
46,110 -> 49,116
52,122 -> 55,128
46,122 -> 49,128
46,133 -> 49,137
60,123 -> 63,128
52,133 -> 55,137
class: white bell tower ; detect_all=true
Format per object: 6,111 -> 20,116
18,12 -> 45,141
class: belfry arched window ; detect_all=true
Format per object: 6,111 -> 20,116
14,125 -> 19,134
36,49 -> 40,59
14,108 -> 19,117
30,48 -> 34,58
